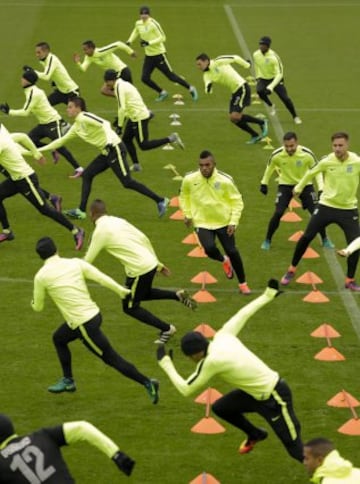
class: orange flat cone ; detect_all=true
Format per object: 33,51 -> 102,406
182,233 -> 198,245
311,324 -> 341,338
190,472 -> 221,484
194,323 -> 217,338
338,418 -> 360,435
296,271 -> 323,284
170,209 -> 184,220
314,347 -> 346,361
191,272 -> 218,284
188,246 -> 207,258
191,417 -> 226,434
170,196 -> 179,207
281,211 -> 302,222
288,230 -> 304,242
302,247 -> 320,259
289,198 -> 301,208
303,290 -> 329,303
327,390 -> 360,408
193,290 -> 217,303
195,388 -> 223,404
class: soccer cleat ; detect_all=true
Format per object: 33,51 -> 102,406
49,194 -> 62,213
51,150 -> 60,164
222,255 -> 234,279
176,290 -> 197,310
239,429 -> 268,455
157,197 -> 169,218
294,116 -> 302,125
145,379 -> 159,404
261,239 -> 271,250
245,135 -> 262,145
345,279 -> 360,292
170,132 -> 185,150
280,269 -> 296,286
154,324 -> 177,344
322,237 -> 335,249
74,228 -> 85,251
130,163 -> 142,172
48,377 -> 76,393
189,85 -> 199,101
0,231 -> 15,243
269,104 -> 276,116
155,90 -> 168,102
261,119 -> 268,137
239,282 -> 251,295
64,208 -> 86,220
69,167 -> 84,179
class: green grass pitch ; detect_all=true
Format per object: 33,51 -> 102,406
0,0 -> 360,482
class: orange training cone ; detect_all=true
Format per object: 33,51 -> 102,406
281,211 -> 302,222
303,290 -> 330,303
191,391 -> 226,434
296,271 -> 323,285
327,390 -> 360,408
193,290 -> 217,303
311,324 -> 341,338
194,323 -> 217,338
288,231 -> 304,242
314,347 -> 346,361
302,247 -> 320,259
182,233 -> 199,245
191,272 -> 218,284
289,198 -> 301,209
195,387 -> 223,405
338,406 -> 360,436
189,472 -> 221,484
170,209 -> 185,220
170,196 -> 179,207
188,247 -> 208,258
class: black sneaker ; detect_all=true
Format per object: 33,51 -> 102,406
0,231 -> 15,243
154,324 -> 176,344
145,379 -> 159,404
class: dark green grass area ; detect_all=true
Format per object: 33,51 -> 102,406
0,1 -> 360,482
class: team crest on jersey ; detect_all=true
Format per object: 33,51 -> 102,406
214,182 -> 221,189
296,160 -> 302,167
347,166 -> 353,173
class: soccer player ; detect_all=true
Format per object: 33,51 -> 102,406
303,438 -> 360,483
179,150 -> 251,295
27,41 -> 80,106
31,236 -> 159,403
126,5 -> 198,101
281,132 -> 360,291
0,123 -> 84,248
253,36 -> 302,124
38,97 -> 169,219
0,69 -> 83,177
196,53 -> 268,144
260,131 -> 333,250
0,414 -> 135,481
73,39 -> 136,96
157,279 -> 304,462
104,69 -> 185,171
84,199 -> 197,344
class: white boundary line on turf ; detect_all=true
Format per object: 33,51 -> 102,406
224,3 -> 360,341
2,2 -> 360,6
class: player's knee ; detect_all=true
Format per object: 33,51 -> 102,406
141,73 -> 151,84
230,113 -> 241,124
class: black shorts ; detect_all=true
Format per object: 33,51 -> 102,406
276,184 -> 317,211
229,83 -> 251,113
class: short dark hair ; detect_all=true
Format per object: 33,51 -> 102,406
331,132 -> 349,141
104,69 -> 118,81
36,237 -> 57,260
82,40 -> 96,49
199,150 -> 214,160
283,131 -> 297,141
304,438 -> 334,458
181,331 -> 209,356
36,41 -> 50,50
196,53 -> 210,62
90,199 -> 107,215
68,96 -> 87,111
140,5 -> 150,14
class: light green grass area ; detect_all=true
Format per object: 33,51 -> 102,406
0,0 -> 360,482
